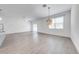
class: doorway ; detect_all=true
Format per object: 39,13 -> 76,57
33,24 -> 37,32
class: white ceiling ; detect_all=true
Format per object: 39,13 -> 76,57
0,4 -> 72,20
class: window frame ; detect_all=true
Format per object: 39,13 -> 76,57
49,15 -> 64,30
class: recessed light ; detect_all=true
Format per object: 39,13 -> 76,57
0,17 -> 2,21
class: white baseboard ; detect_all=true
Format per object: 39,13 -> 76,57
38,32 -> 70,39
71,38 -> 79,53
5,31 -> 31,35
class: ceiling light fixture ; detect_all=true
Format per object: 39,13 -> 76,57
0,9 -> 2,21
0,17 -> 2,21
47,6 -> 52,27
42,4 -> 53,28
42,4 -> 47,7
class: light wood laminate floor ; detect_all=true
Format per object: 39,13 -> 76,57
0,32 -> 78,54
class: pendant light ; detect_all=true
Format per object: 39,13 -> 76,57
0,9 -> 2,21
42,4 -> 53,28
47,7 -> 52,25
47,6 -> 53,28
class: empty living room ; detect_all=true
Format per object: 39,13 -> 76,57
0,4 -> 79,54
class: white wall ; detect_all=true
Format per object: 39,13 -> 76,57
32,11 -> 71,37
0,16 -> 31,34
71,5 -> 79,52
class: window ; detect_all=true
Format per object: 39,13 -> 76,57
49,16 -> 64,29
